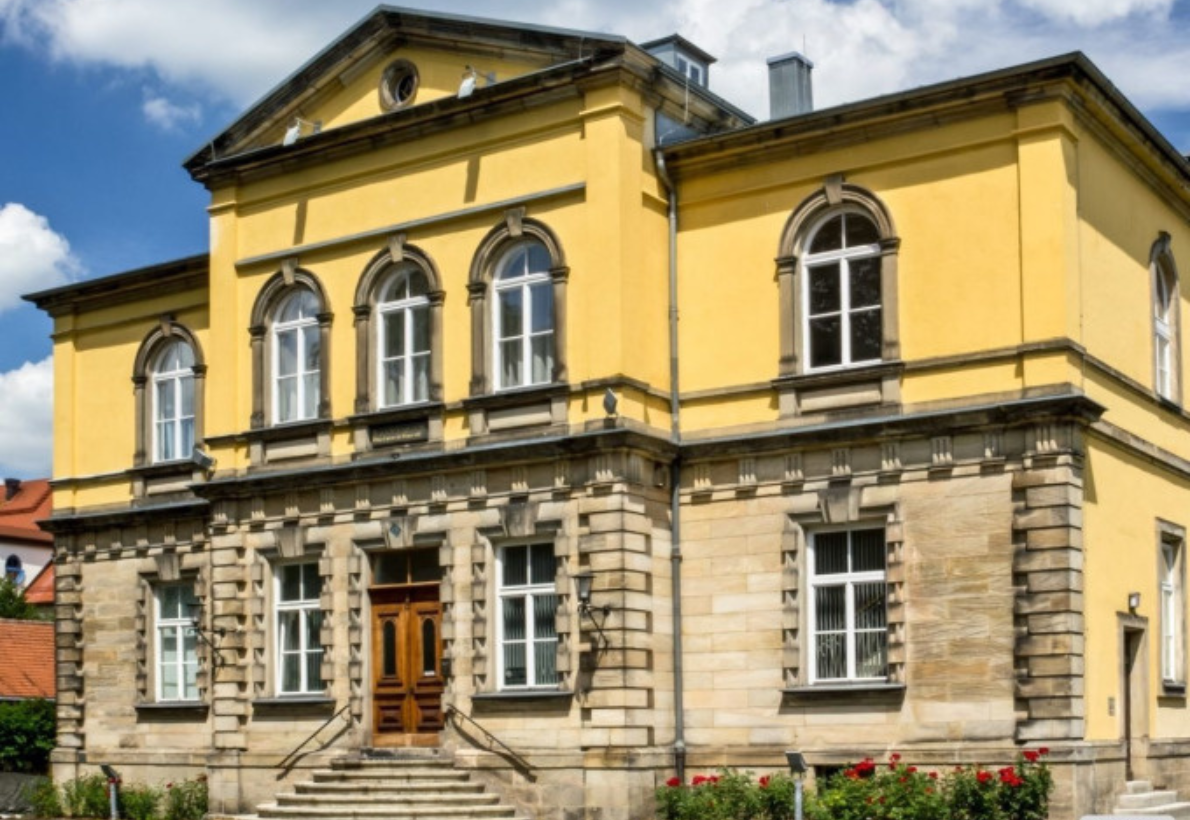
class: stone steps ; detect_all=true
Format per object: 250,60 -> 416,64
253,754 -> 524,820
1111,780 -> 1190,819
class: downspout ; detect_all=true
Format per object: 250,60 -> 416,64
653,146 -> 686,783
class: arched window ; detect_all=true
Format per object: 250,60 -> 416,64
132,322 -> 205,469
4,555 -> 22,584
1152,233 -> 1180,403
273,288 -> 322,424
352,241 -> 444,417
802,210 -> 883,370
249,268 -> 331,430
151,340 -> 196,462
377,267 -> 431,407
467,215 -> 568,396
493,240 -> 554,390
776,181 -> 899,380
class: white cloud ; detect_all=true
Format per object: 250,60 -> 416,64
0,357 -> 52,479
1014,0 -> 1173,26
142,93 -> 201,131
0,203 -> 79,313
0,0 -> 1188,128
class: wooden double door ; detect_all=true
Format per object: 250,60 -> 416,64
370,583 -> 444,745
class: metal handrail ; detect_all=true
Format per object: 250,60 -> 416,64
276,702 -> 353,773
444,704 -> 534,777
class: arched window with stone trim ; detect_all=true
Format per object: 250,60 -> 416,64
352,240 -> 445,414
132,322 -> 206,467
1152,232 -> 1181,403
467,212 -> 568,395
249,267 -> 332,428
777,180 -> 900,378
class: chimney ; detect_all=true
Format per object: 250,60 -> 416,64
4,478 -> 20,501
768,51 -> 813,119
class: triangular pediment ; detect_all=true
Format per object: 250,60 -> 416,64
185,6 -> 627,175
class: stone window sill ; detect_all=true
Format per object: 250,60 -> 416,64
461,383 -> 569,412
1161,680 -> 1187,698
471,690 -> 572,705
252,695 -> 336,714
135,702 -> 209,719
782,682 -> 905,704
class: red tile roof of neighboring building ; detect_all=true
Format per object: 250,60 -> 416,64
23,563 -> 54,606
0,479 -> 52,545
0,618 -> 54,699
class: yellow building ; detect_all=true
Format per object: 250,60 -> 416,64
25,8 -> 1190,819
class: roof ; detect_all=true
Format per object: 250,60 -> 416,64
183,5 -> 629,174
23,253 -> 208,317
23,562 -> 53,606
0,619 -> 54,699
0,479 -> 51,545
661,52 -> 1190,189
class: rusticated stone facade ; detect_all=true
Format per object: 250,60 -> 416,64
44,398 -> 1127,820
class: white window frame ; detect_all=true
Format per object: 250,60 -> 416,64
801,210 -> 883,373
807,527 -> 887,683
155,583 -> 199,702
492,242 -> 554,391
151,340 -> 196,463
272,290 -> 321,424
376,270 -> 431,408
495,544 -> 559,690
274,562 -> 324,695
1161,531 -> 1185,685
1155,261 -> 1177,401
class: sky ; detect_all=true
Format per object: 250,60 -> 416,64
0,0 -> 1188,479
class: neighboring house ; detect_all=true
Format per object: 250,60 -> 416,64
0,479 -> 52,590
0,619 -> 55,701
22,562 -> 55,616
22,8 -> 1190,820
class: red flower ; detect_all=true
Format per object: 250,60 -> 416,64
976,770 -> 993,784
1023,750 -> 1040,763
926,787 -> 934,795
907,766 -> 918,773
759,775 -> 770,789
855,758 -> 876,774
1038,747 -> 1050,756
845,769 -> 859,780
692,775 -> 708,786
666,777 -> 681,788
890,753 -> 901,762
928,772 -> 938,780
166,783 -> 173,790
709,776 -> 720,785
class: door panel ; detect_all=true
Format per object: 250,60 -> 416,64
371,587 -> 443,741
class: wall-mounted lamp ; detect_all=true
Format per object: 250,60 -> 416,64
187,603 -> 228,667
573,571 -> 609,618
1128,591 -> 1141,612
785,751 -> 808,820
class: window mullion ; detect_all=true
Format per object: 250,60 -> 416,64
845,579 -> 856,680
524,590 -> 535,686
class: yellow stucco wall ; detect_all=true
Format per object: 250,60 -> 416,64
1083,435 -> 1190,740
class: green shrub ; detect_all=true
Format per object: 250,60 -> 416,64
62,773 -> 111,818
656,750 -> 1053,820
0,698 -> 56,773
22,777 -> 62,818
119,782 -> 162,820
161,775 -> 208,820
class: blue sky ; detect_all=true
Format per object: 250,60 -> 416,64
0,0 -> 1188,477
